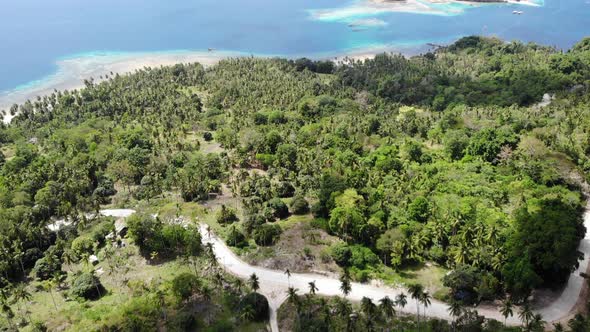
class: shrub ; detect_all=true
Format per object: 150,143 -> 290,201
216,205 -> 239,224
267,198 -> 289,219
290,195 -> 309,215
203,132 -> 213,141
226,226 -> 248,248
253,224 -> 282,246
32,256 -> 61,281
310,218 -> 329,232
70,272 -> 105,300
91,221 -> 115,245
171,273 -> 201,302
71,236 -> 95,260
442,265 -> 481,304
330,243 -> 352,267
407,196 -> 430,222
275,181 -> 295,198
349,245 -> 380,269
239,292 -> 269,322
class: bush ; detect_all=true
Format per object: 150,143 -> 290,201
127,214 -> 202,258
349,245 -> 380,269
407,196 -> 430,222
70,272 -> 105,300
442,265 -> 480,304
216,205 -> 239,224
71,236 -> 95,260
203,132 -> 213,141
171,273 -> 201,302
330,243 -> 352,267
226,226 -> 248,248
32,256 -> 61,281
253,224 -> 282,246
310,218 -> 330,232
239,292 -> 269,322
91,221 -> 114,245
267,198 -> 289,219
275,181 -> 295,198
290,195 -> 309,215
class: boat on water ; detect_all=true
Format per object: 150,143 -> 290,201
512,10 -> 524,15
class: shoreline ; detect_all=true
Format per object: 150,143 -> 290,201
309,0 -> 542,22
0,43 -> 432,123
0,50 -> 245,123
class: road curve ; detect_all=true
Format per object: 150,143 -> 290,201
198,200 -> 590,331
100,207 -> 590,330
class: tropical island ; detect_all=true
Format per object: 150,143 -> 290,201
0,35 -> 590,332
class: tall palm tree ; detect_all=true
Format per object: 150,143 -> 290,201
233,278 -> 244,293
529,314 -> 545,331
447,300 -> 463,331
379,296 -> 396,322
408,284 -> 424,324
41,279 -> 59,311
360,297 -> 377,332
308,281 -> 318,295
500,298 -> 514,327
518,301 -> 534,327
285,268 -> 291,287
248,273 -> 260,293
287,287 -> 299,306
12,283 -> 32,323
340,271 -> 352,297
419,291 -> 431,320
240,305 -> 255,322
395,292 -> 408,310
553,322 -> 564,332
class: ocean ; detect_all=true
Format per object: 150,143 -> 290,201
1,0 -> 589,97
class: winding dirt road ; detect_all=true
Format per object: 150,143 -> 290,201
198,201 -> 590,331
103,207 -> 590,331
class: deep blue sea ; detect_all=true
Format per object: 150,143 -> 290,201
1,0 -> 589,93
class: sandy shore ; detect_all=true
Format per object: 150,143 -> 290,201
0,51 -> 243,123
0,44 -> 433,123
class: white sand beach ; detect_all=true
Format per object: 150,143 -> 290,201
0,51 -> 242,123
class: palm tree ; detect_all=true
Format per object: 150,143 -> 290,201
419,291 -> 431,320
285,268 -> 291,287
248,273 -> 260,292
12,283 -> 32,323
308,281 -> 318,295
360,297 -> 377,331
240,304 -> 255,322
395,292 -> 408,310
233,278 -> 244,293
408,284 -> 424,325
0,287 -> 15,330
518,301 -> 534,327
200,285 -> 213,321
379,296 -> 396,322
340,271 -> 352,297
41,279 -> 59,311
334,296 -> 352,318
500,298 -> 514,327
287,287 -> 299,306
553,322 -> 564,332
447,300 -> 463,331
529,314 -> 545,331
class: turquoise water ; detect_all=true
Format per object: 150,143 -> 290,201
0,0 -> 589,93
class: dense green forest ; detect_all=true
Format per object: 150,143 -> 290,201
1,36 -> 590,331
